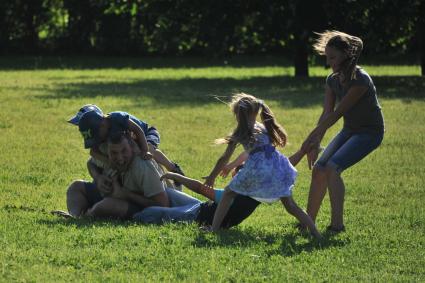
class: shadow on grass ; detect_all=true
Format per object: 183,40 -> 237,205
192,227 -> 349,256
0,55 -> 420,70
267,231 -> 350,257
33,75 -> 425,109
38,217 -> 137,228
38,214 -> 349,256
3,204 -> 141,227
0,55 -> 293,70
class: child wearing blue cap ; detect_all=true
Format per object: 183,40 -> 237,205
69,105 -> 184,181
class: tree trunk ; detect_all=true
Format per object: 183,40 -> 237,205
24,1 -> 39,53
294,31 -> 309,77
292,0 -> 326,77
419,0 -> 425,76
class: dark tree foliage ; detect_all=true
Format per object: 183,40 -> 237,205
0,0 -> 423,75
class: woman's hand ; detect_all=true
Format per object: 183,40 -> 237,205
302,127 -> 325,153
219,164 -> 233,178
307,147 -> 320,170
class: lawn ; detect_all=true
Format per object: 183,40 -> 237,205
0,57 -> 424,282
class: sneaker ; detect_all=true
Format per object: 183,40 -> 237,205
51,210 -> 74,219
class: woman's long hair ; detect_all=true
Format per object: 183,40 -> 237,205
313,30 -> 363,82
216,93 -> 287,147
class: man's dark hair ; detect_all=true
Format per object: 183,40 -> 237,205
107,131 -> 131,144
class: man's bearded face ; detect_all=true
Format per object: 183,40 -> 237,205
107,138 -> 133,172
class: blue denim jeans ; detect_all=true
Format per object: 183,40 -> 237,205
315,128 -> 384,173
133,188 -> 202,224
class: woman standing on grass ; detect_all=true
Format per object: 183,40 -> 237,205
301,30 -> 385,232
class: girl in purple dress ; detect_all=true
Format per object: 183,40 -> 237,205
204,93 -> 321,238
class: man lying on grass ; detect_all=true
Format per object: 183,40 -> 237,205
52,131 -> 169,219
133,171 -> 261,229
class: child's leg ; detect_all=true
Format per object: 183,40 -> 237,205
281,196 -> 321,238
211,188 -> 237,232
149,144 -> 176,171
161,172 -> 215,201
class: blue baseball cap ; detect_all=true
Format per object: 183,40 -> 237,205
68,104 -> 103,125
78,110 -> 104,148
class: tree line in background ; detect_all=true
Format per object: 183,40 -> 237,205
0,0 -> 424,75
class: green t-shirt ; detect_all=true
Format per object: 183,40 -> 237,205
119,157 -> 166,198
326,67 -> 384,134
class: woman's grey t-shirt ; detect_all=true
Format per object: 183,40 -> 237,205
326,68 -> 384,134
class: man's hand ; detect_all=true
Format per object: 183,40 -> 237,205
110,175 -> 127,200
95,174 -> 113,195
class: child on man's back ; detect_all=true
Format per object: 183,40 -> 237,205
68,105 -> 184,185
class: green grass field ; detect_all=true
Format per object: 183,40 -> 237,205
1,57 -> 424,282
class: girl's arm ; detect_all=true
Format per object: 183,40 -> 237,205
302,87 -> 335,153
288,149 -> 306,167
160,172 -> 216,201
220,151 -> 249,177
302,84 -> 367,166
303,85 -> 368,150
90,146 -> 109,165
316,86 -> 337,134
314,85 -> 368,134
302,86 -> 336,169
128,119 -> 151,159
204,142 -> 237,188
211,188 -> 237,232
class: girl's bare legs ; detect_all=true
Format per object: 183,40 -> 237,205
161,172 -> 215,201
281,196 -> 322,238
326,167 -> 345,230
306,166 -> 328,222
